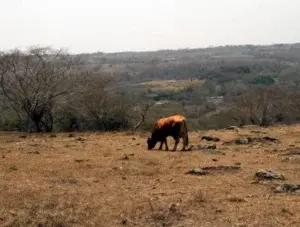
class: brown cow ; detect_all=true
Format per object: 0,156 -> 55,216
147,115 -> 189,151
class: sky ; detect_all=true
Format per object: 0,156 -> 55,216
0,0 -> 300,54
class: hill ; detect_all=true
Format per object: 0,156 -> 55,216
1,43 -> 300,132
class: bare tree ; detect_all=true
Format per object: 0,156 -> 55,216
0,46 -> 80,132
132,102 -> 151,132
231,85 -> 286,126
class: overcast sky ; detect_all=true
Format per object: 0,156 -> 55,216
1,0 -> 300,53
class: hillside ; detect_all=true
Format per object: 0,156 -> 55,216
1,43 -> 300,132
1,125 -> 300,226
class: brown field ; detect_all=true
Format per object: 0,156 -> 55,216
139,79 -> 204,91
1,125 -> 300,227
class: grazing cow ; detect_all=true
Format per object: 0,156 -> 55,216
147,115 -> 189,151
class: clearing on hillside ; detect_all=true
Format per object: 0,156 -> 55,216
139,79 -> 204,91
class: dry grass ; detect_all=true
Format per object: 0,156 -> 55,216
139,79 -> 204,91
1,125 -> 300,226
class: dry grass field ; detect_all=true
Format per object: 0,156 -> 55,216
1,125 -> 300,226
139,79 -> 204,91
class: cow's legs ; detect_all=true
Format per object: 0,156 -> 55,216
158,141 -> 163,150
164,138 -> 169,151
172,137 -> 180,151
180,136 -> 186,151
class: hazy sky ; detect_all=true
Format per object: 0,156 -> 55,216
1,0 -> 300,53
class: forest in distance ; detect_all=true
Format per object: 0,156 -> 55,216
1,42 -> 300,133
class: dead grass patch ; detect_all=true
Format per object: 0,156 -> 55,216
1,125 -> 300,226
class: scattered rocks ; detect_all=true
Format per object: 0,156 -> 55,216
186,169 -> 209,176
254,169 -> 285,181
274,184 -> 300,193
201,165 -> 241,172
201,136 -> 220,142
187,165 -> 241,176
186,144 -> 221,153
233,136 -> 279,145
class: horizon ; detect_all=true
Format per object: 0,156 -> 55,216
1,0 -> 300,54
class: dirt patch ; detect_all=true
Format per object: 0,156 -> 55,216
201,165 -> 241,172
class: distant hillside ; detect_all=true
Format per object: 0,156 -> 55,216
75,43 -> 300,85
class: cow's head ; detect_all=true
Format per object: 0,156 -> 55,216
147,137 -> 156,150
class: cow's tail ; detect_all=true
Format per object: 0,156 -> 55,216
180,119 -> 189,148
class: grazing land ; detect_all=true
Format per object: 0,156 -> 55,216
1,124 -> 300,226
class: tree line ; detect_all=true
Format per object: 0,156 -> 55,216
1,46 -> 300,132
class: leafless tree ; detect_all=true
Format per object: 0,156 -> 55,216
132,102 -> 151,132
231,85 -> 287,126
0,46 -> 80,132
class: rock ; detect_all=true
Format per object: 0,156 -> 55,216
201,136 -> 220,142
186,169 -> 209,175
227,126 -> 239,131
235,138 -> 249,144
263,136 -> 277,142
254,169 -> 285,180
76,137 -> 86,142
27,151 -> 40,154
207,144 -> 217,149
8,166 -> 18,171
119,153 -> 134,160
284,148 -> 300,156
274,184 -> 300,193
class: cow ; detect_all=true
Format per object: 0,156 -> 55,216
147,114 -> 189,151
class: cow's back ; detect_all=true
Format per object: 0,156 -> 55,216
155,115 -> 185,129
152,115 -> 186,137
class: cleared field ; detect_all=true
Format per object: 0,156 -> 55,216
139,79 -> 204,91
1,125 -> 300,226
